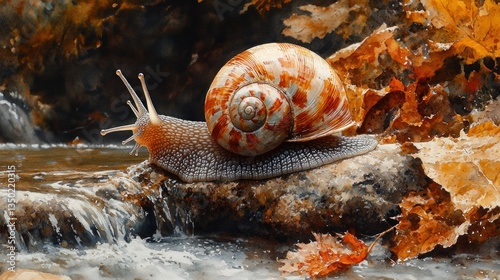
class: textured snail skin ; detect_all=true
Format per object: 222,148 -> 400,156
106,112 -> 377,183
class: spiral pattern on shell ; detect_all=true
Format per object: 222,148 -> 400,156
204,43 -> 354,157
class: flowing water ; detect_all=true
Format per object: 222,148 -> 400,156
0,145 -> 498,279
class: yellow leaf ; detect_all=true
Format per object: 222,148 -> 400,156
472,0 -> 500,56
451,36 -> 493,64
422,0 -> 475,34
392,122 -> 500,260
414,121 -> 500,211
392,183 -> 471,260
421,0 -> 500,57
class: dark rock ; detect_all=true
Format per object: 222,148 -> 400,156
133,143 -> 427,239
0,93 -> 42,143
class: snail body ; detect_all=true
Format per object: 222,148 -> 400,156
101,43 -> 377,183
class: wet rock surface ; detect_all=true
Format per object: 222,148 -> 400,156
0,269 -> 71,280
0,93 -> 43,143
0,172 -> 149,251
138,143 -> 426,239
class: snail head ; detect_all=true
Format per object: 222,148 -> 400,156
100,70 -> 162,155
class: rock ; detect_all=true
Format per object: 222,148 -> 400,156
0,269 -> 71,280
0,170 -> 151,251
0,93 -> 41,143
133,143 -> 427,239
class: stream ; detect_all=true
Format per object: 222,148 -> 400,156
0,144 -> 498,279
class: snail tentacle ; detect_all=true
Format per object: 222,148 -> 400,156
138,73 -> 161,125
122,130 -> 142,145
116,70 -> 147,116
126,100 -> 140,118
129,143 -> 141,156
100,71 -> 162,156
100,124 -> 138,136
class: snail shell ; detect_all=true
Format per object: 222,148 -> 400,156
100,43 -> 377,182
205,43 -> 354,156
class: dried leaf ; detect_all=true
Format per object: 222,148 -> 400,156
420,0 -> 500,58
0,269 -> 71,280
328,26 -> 399,84
391,183 -> 469,260
421,0 -> 476,36
415,121 -> 500,211
279,232 -> 368,277
392,122 -> 500,260
282,0 -> 366,43
240,0 -> 291,15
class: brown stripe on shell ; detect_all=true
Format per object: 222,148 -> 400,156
278,71 -> 292,89
278,55 -> 296,70
210,113 -> 230,140
244,133 -> 260,150
204,86 -> 228,119
291,84 -> 308,108
267,95 -> 284,115
288,77 -> 353,141
228,128 -> 243,152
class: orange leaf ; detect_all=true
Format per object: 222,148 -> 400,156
241,0 -> 291,15
279,232 -> 369,277
392,122 -> 500,260
391,183 -> 467,261
415,121 -> 500,211
420,0 -> 500,58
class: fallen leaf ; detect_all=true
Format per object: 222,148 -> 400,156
0,269 -> 71,280
420,0 -> 500,58
391,183 -> 470,260
327,26 -> 399,85
415,121 -> 500,211
392,121 -> 500,260
279,232 -> 369,277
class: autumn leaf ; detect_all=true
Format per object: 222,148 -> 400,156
392,121 -> 500,260
391,183 -> 469,260
0,269 -> 71,280
279,232 -> 369,277
327,26 -> 401,86
415,121 -> 500,211
240,0 -> 291,15
282,0 -> 368,43
326,19 -> 495,142
418,0 -> 500,58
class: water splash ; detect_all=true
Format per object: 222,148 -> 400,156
0,145 -> 203,253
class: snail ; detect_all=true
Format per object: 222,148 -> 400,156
101,43 -> 377,183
